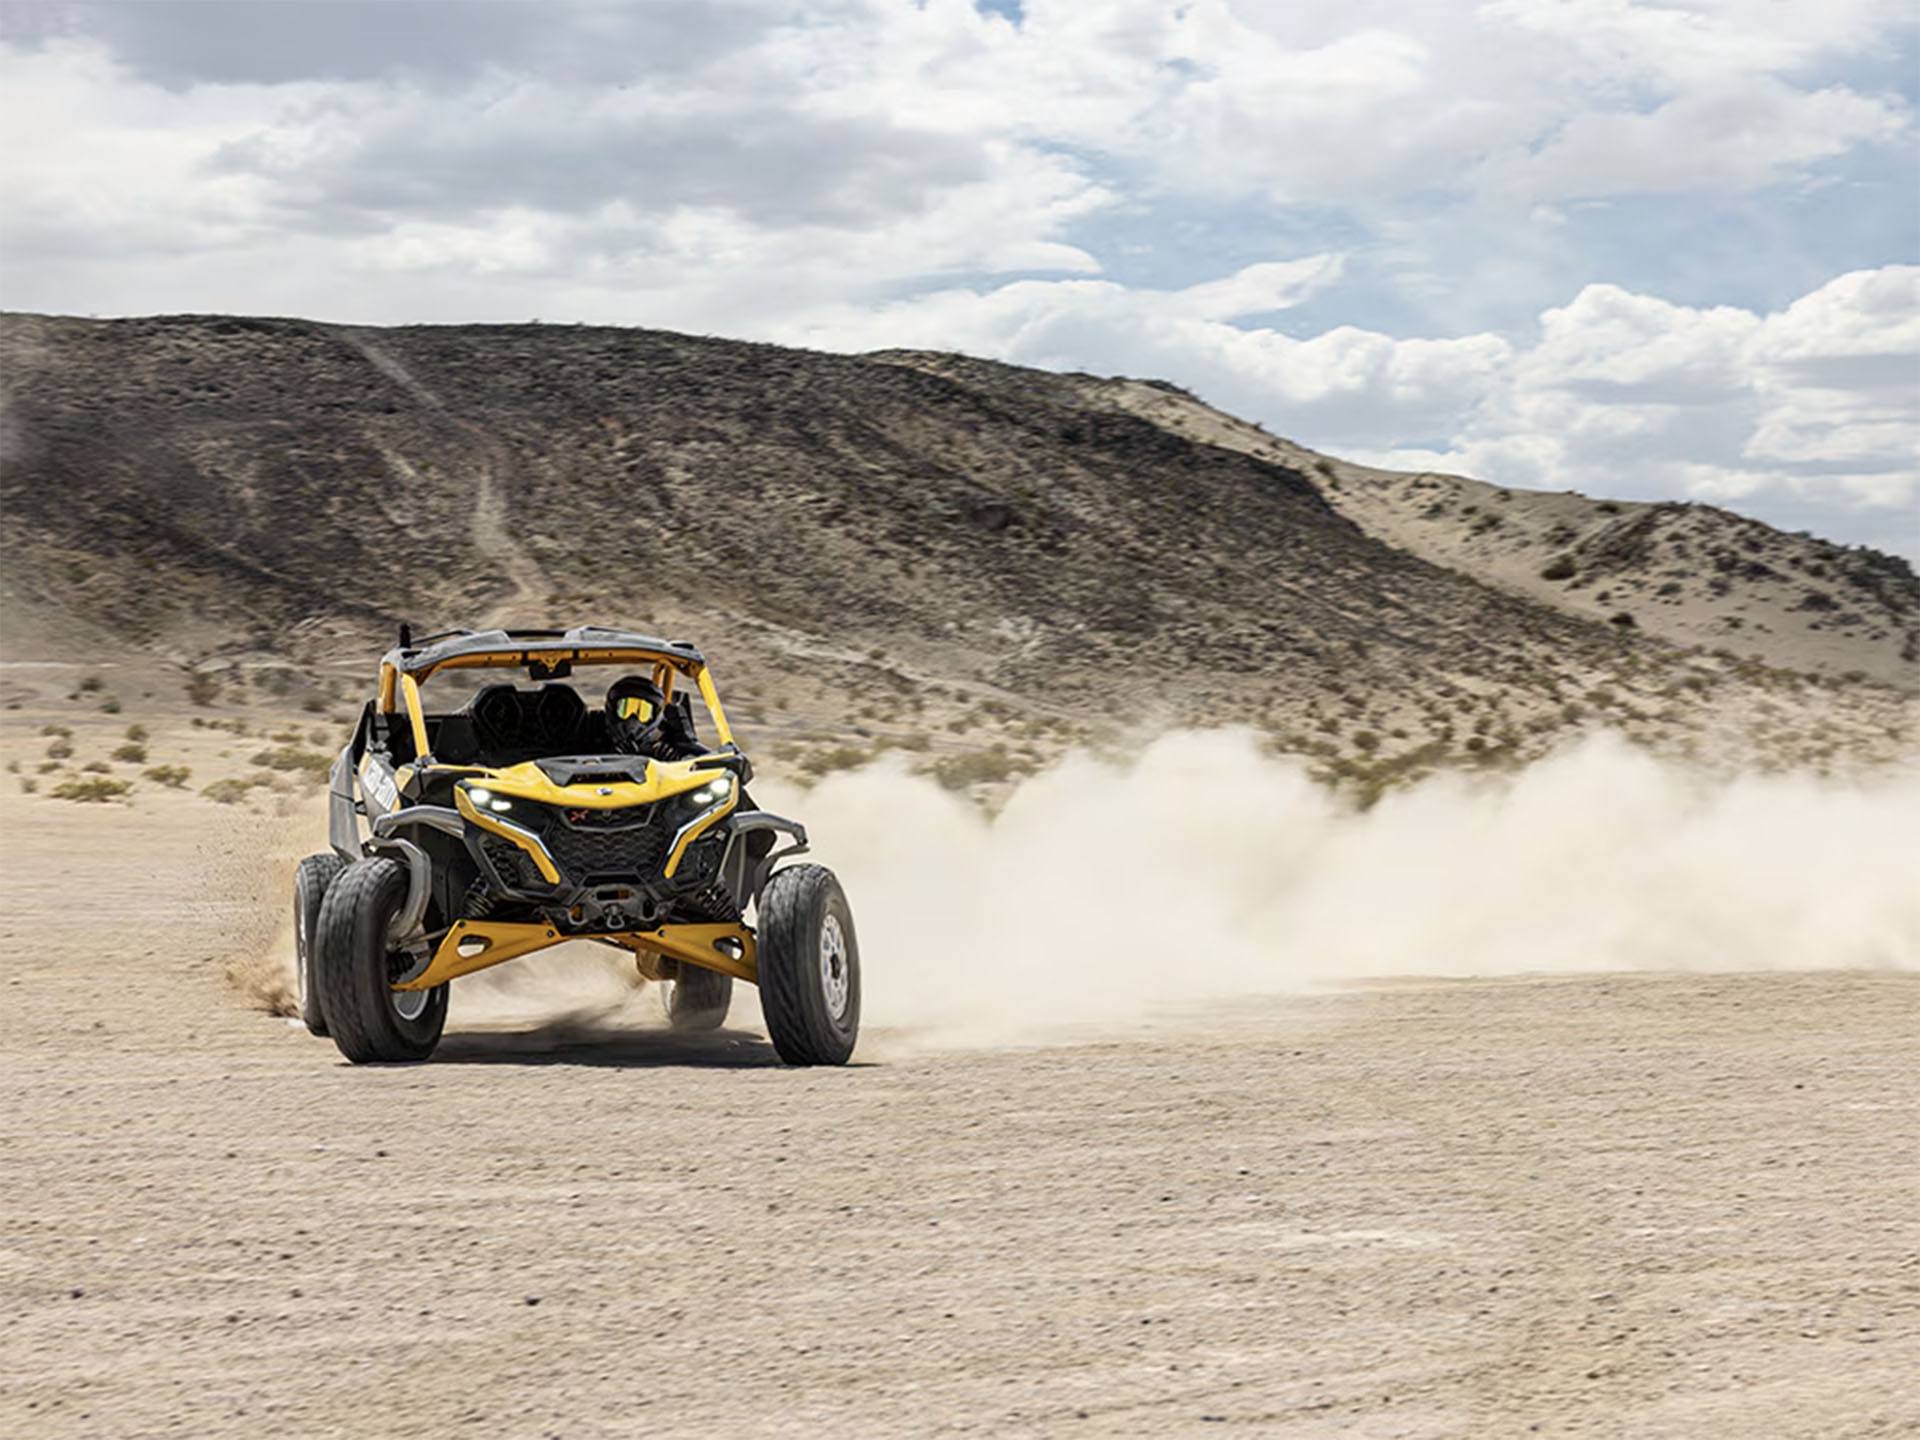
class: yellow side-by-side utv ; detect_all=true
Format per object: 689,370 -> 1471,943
294,626 -> 859,1065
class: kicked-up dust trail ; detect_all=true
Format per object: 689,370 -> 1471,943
764,731 -> 1920,1047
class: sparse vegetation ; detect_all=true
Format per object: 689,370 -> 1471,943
144,765 -> 191,788
202,777 -> 263,804
45,737 -> 73,760
52,775 -> 131,803
249,746 -> 333,778
795,744 -> 872,780
929,746 -> 1024,791
112,741 -> 148,763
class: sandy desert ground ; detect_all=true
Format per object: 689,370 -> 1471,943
2,697 -> 1917,1439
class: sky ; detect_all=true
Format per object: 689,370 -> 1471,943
2,0 -> 1916,558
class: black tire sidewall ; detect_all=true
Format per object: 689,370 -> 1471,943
314,857 -> 448,1063
667,964 -> 733,1031
757,864 -> 860,1065
293,853 -> 347,1036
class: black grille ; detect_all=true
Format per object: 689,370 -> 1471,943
544,821 -> 669,883
564,806 -> 655,830
482,836 -> 539,889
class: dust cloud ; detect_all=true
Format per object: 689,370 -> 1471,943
766,731 -> 1920,1046
252,732 -> 1918,1050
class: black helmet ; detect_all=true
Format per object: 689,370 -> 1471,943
605,675 -> 667,752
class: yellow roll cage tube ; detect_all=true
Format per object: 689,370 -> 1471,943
378,644 -> 736,750
371,636 -> 759,993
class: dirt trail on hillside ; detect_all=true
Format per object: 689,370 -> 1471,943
4,720 -> 1918,1437
332,325 -> 545,623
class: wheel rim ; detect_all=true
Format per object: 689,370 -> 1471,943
819,913 -> 850,1020
386,945 -> 430,1022
390,984 -> 429,1021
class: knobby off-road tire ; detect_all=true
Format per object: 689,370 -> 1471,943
293,853 -> 348,1036
756,864 -> 859,1066
314,857 -> 448,1064
666,964 -> 733,1032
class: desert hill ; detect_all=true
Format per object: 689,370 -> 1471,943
1,311 -> 1912,783
874,351 -> 1920,690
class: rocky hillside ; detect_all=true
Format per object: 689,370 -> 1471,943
876,351 -> 1920,691
1,312 -> 1912,785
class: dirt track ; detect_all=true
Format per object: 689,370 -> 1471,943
3,776 -> 1918,1438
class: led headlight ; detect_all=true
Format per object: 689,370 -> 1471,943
692,777 -> 733,806
465,785 -> 513,813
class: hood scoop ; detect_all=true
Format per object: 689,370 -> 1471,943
534,754 -> 653,788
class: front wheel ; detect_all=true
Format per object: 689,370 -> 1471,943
756,865 -> 859,1065
314,857 -> 447,1063
293,853 -> 347,1036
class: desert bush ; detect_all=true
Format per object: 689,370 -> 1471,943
1540,556 -> 1577,581
929,746 -> 1022,791
100,697 -> 122,714
144,765 -> 191,788
201,778 -> 255,804
301,697 -> 327,714
19,777 -> 37,794
184,673 -> 221,706
82,760 -> 112,773
45,737 -> 73,760
797,744 -> 871,780
40,723 -> 71,738
249,746 -> 333,778
52,775 -> 131,803
112,742 -> 148,763
37,760 -> 61,774
77,674 -> 104,693
124,723 -> 148,742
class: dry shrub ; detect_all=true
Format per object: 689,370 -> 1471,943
52,775 -> 132,803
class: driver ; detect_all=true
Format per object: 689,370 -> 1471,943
605,675 -> 707,761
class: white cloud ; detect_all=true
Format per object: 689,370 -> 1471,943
0,1 -> 1912,554
777,261 -> 1918,554
1475,79 -> 1907,204
1381,267 -> 1920,534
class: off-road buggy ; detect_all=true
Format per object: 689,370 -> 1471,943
293,626 -> 859,1065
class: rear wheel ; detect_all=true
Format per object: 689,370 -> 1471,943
294,853 -> 348,1036
757,865 -> 859,1066
314,857 -> 447,1063
665,964 -> 733,1031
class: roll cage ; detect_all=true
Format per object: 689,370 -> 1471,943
374,626 -> 738,766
